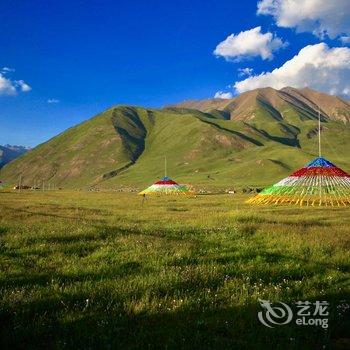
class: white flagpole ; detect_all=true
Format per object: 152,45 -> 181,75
318,108 -> 322,157
164,156 -> 167,177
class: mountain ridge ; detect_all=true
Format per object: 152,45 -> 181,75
171,87 -> 350,123
1,87 -> 350,189
0,145 -> 29,168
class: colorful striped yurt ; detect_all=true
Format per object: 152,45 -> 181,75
139,176 -> 192,196
247,157 -> 350,206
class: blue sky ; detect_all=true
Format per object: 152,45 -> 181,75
0,0 -> 349,147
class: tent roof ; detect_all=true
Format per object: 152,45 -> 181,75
154,177 -> 178,185
247,157 -> 350,206
138,176 -> 192,195
291,157 -> 349,177
306,157 -> 335,168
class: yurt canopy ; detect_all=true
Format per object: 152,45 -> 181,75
139,156 -> 192,196
247,157 -> 350,206
139,176 -> 191,196
247,110 -> 350,206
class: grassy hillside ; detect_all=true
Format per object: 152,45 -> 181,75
1,88 -> 350,190
0,109 -> 134,187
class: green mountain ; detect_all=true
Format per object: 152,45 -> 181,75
1,87 -> 350,190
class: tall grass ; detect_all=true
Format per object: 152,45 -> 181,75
0,191 -> 349,349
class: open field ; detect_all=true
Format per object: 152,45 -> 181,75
0,190 -> 349,349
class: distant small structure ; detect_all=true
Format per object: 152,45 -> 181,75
139,176 -> 192,196
139,156 -> 193,196
13,185 -> 31,190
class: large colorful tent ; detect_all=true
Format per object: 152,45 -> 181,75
247,157 -> 350,206
139,176 -> 192,195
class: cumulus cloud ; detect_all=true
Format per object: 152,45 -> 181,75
0,75 -> 17,95
214,26 -> 286,61
234,43 -> 350,97
214,91 -> 233,99
257,0 -> 350,39
0,68 -> 31,95
238,67 -> 254,77
47,98 -> 60,104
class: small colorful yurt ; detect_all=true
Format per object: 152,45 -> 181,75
139,176 -> 192,195
247,157 -> 350,206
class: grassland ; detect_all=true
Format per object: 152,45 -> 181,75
0,190 -> 349,349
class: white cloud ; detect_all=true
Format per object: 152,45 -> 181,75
0,74 -> 17,95
238,67 -> 254,77
234,43 -> 350,97
47,98 -> 60,104
0,69 -> 31,95
1,67 -> 15,73
214,91 -> 233,99
15,80 -> 31,92
214,26 -> 286,61
257,0 -> 350,39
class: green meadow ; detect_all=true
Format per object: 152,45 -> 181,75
0,190 -> 349,349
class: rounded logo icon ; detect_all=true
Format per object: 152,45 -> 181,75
258,299 -> 293,328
